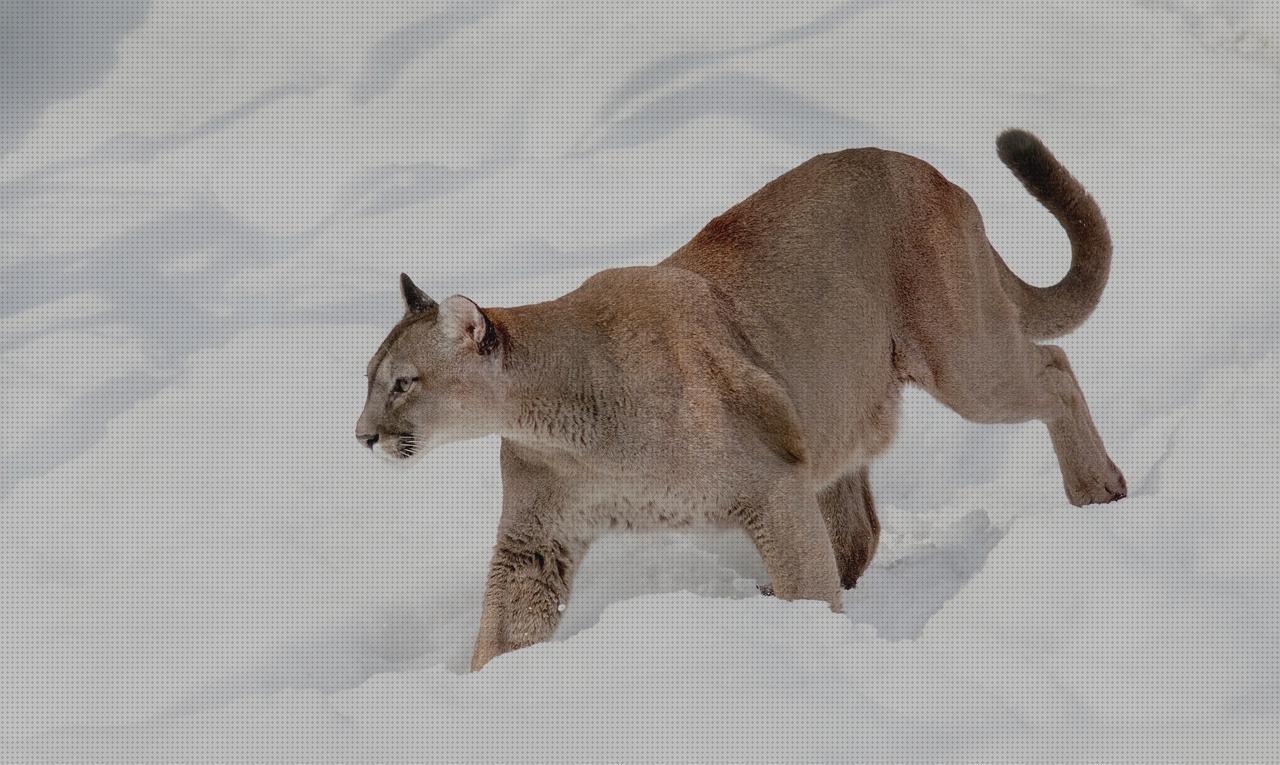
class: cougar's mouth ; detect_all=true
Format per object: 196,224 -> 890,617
394,432 -> 419,459
370,432 -> 421,463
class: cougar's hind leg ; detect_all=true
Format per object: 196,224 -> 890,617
918,327 -> 1126,506
1037,344 -> 1127,505
818,466 -> 881,589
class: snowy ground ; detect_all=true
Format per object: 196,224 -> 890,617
2,1 -> 1278,761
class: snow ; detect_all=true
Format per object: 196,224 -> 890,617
2,0 -> 1278,761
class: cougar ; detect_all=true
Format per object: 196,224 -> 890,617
356,130 -> 1127,670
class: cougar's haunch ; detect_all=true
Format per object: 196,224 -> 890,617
356,131 -> 1127,670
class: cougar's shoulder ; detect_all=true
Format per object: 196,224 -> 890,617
571,265 -> 807,468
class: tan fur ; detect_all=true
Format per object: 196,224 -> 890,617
356,130 -> 1126,670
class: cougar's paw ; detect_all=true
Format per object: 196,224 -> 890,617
1065,459 -> 1127,506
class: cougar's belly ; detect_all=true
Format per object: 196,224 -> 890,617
800,380 -> 903,485
563,473 -> 740,533
773,305 -> 904,485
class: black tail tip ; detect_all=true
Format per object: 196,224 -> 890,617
996,129 -> 1045,165
996,129 -> 1060,194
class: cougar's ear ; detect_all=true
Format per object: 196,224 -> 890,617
441,295 -> 500,355
400,273 -> 437,315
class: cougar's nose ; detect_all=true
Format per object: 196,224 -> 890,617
358,433 -> 379,449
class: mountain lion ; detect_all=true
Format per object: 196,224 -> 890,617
356,130 -> 1126,670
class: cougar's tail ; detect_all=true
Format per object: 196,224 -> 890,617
993,129 -> 1112,340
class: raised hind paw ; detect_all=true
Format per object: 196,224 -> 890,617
1063,458 -> 1127,506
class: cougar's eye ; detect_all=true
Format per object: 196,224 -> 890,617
392,377 -> 416,394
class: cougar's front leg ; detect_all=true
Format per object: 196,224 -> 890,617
471,529 -> 586,671
818,466 -> 881,589
737,474 -> 844,611
471,442 -> 588,671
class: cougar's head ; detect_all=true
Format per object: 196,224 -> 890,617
356,274 -> 505,461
